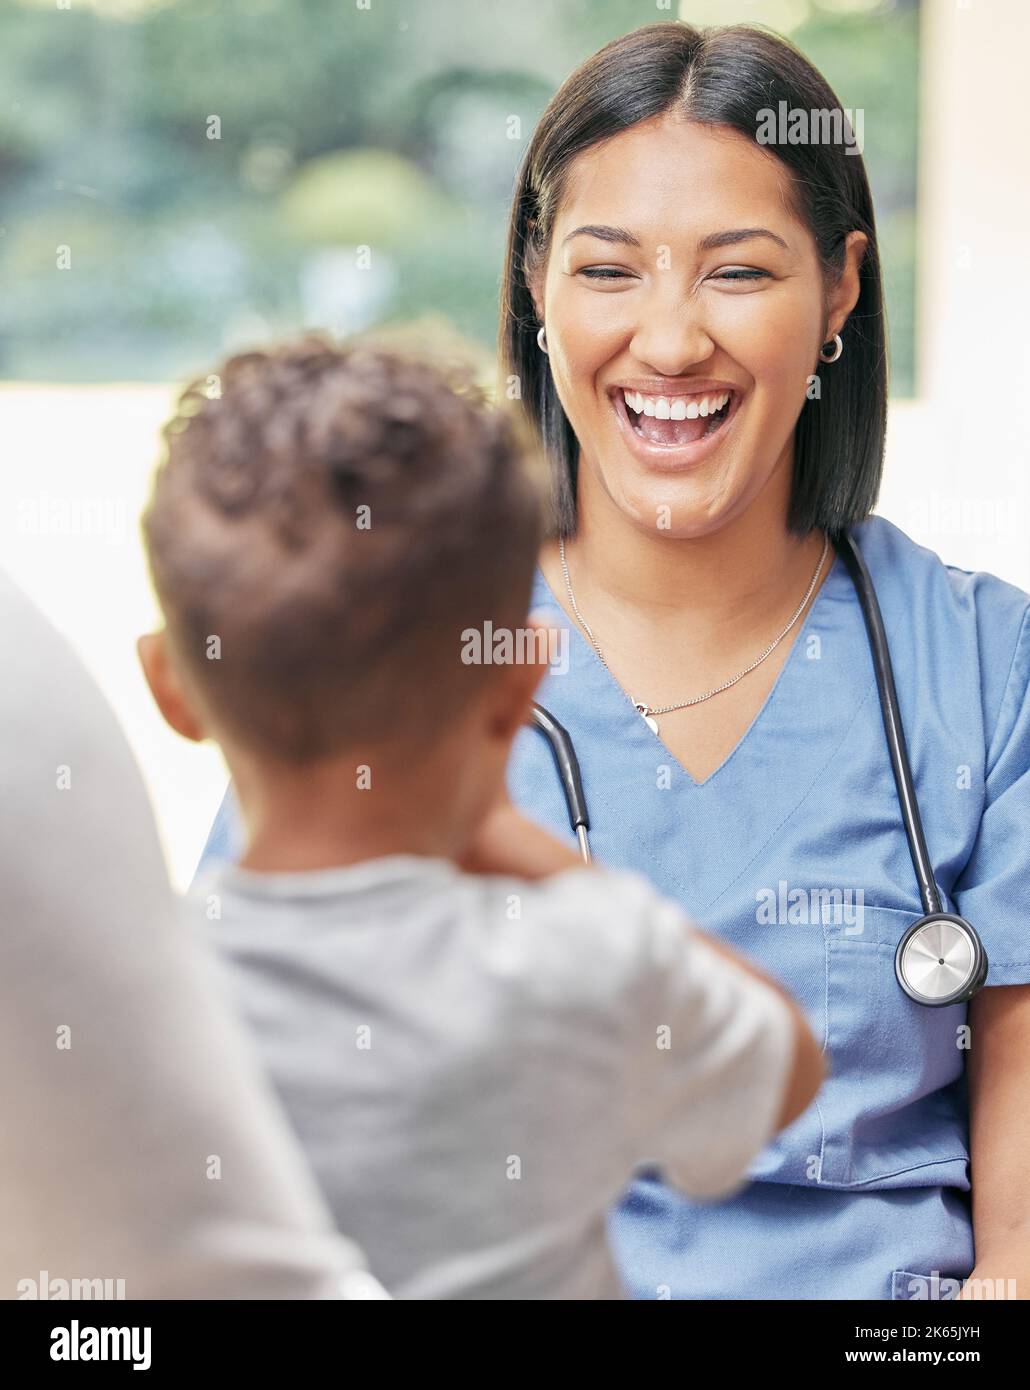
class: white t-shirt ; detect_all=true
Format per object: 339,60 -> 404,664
194,852 -> 796,1299
0,570 -> 380,1300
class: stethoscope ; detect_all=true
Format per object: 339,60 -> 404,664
529,527 -> 988,1008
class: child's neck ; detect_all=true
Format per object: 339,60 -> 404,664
240,818 -> 456,873
227,749 -> 476,874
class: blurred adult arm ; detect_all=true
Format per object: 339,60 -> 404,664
0,571 -> 386,1299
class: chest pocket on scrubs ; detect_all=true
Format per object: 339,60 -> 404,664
818,905 -> 970,1188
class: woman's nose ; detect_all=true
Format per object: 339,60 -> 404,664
628,292 -> 716,376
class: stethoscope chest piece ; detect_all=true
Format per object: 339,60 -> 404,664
894,913 -> 988,1007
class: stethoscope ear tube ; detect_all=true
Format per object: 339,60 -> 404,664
529,703 -> 592,862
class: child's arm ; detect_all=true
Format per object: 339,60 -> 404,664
519,865 -> 825,1202
685,930 -> 825,1133
462,800 -> 821,1131
601,876 -> 825,1200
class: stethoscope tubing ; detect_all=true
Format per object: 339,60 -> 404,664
833,531 -> 943,918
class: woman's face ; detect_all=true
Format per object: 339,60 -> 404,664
531,114 -> 863,540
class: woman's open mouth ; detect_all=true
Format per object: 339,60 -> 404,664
608,383 -> 741,470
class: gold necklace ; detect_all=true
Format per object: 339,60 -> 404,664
558,532 -> 830,735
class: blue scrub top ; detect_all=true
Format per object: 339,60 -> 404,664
197,514 -> 1030,1301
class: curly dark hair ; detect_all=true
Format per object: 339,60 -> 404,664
142,334 -> 545,762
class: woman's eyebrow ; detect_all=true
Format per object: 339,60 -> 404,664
697,227 -> 790,252
561,224 -> 641,248
561,224 -> 790,252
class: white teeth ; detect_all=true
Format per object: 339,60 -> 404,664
621,389 -> 731,419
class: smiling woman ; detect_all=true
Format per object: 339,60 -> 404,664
486,20 -> 1030,1300
502,26 -> 885,549
522,137 -> 867,546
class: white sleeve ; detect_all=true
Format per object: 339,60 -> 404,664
615,875 -> 798,1202
0,572 -> 385,1300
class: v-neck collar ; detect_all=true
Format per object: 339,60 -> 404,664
530,543 -> 847,791
516,529 -> 879,917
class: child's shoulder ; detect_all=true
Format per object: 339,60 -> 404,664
462,864 -> 694,1005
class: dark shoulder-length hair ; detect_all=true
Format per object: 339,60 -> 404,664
499,21 -> 888,539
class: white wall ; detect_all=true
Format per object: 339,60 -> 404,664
888,0 -> 1030,587
0,385 -> 228,891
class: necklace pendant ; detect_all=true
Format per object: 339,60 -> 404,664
634,701 -> 659,735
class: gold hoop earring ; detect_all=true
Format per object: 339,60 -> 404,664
536,325 -> 548,354
819,333 -> 843,364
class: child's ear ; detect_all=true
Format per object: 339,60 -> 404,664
487,615 -> 552,743
136,630 -> 207,744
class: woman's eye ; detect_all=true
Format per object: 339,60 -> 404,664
711,267 -> 771,283
577,266 -> 632,281
576,265 -> 769,286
